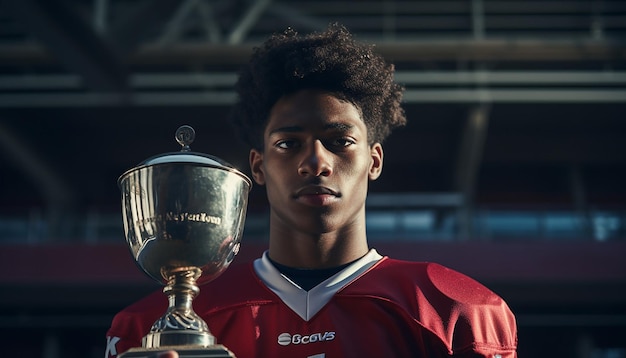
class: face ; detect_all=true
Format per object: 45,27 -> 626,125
249,89 -> 383,235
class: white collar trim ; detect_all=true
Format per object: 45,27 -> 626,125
253,248 -> 383,321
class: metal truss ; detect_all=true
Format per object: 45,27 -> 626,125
0,0 -> 624,106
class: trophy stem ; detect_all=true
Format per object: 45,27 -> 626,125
142,267 -> 215,348
164,267 -> 201,319
120,267 -> 238,357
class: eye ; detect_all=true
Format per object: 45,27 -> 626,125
329,137 -> 356,148
275,139 -> 299,149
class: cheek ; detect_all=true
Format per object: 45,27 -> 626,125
260,163 -> 286,191
346,154 -> 373,174
339,162 -> 370,184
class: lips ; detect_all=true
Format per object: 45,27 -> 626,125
293,185 -> 340,207
294,185 -> 339,198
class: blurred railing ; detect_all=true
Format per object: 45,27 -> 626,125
0,193 -> 623,244
365,208 -> 624,241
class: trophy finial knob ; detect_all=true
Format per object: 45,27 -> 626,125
175,125 -> 195,152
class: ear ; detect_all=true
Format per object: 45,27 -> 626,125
369,143 -> 383,180
249,149 -> 266,185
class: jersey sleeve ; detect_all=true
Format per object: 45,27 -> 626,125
105,311 -> 145,358
423,262 -> 518,357
104,291 -> 167,358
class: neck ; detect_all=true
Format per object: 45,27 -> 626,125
267,218 -> 369,269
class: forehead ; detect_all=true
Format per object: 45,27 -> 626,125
266,90 -> 364,134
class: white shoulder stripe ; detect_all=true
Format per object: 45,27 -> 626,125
253,249 -> 383,321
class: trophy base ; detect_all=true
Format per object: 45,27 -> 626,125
118,344 -> 236,358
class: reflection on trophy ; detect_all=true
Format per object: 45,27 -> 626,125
117,125 -> 251,358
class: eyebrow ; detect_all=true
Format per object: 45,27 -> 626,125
269,125 -> 303,135
325,122 -> 354,132
268,122 -> 355,136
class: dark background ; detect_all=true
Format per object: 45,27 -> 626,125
1,0 -> 625,357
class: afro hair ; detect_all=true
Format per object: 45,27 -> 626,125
230,23 -> 407,150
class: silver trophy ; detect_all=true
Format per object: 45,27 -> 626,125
117,125 -> 251,358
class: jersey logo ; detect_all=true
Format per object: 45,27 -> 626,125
277,331 -> 335,346
104,336 -> 121,357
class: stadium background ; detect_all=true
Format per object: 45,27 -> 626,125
0,0 -> 625,357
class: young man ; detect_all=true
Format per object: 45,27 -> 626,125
106,24 -> 517,357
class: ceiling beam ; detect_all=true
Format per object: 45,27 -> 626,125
3,71 -> 626,90
6,0 -> 128,92
108,0 -> 186,54
227,0 -> 272,44
1,40 -> 624,67
0,121 -> 76,241
454,105 -> 490,238
0,89 -> 625,108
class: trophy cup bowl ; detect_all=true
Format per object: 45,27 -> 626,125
117,126 -> 251,358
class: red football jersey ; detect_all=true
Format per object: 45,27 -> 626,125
106,249 -> 517,357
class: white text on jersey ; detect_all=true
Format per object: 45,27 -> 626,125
277,331 -> 336,346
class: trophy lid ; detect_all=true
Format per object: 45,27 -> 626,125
119,125 -> 252,187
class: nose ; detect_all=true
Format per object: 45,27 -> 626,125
298,140 -> 332,177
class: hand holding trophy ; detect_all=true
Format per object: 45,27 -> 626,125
117,125 -> 251,357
